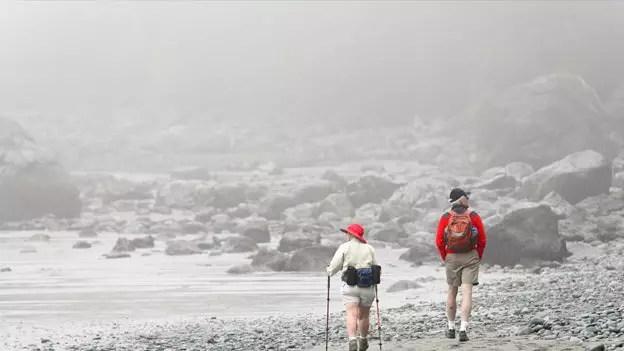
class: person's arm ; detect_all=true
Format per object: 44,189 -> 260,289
435,214 -> 449,261
371,246 -> 378,266
471,212 -> 487,260
326,244 -> 345,276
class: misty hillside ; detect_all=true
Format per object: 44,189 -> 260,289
1,1 -> 624,172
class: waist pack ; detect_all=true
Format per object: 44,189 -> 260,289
342,265 -> 382,288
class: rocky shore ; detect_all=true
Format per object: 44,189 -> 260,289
6,241 -> 622,351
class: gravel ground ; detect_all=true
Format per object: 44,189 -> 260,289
6,243 -> 624,351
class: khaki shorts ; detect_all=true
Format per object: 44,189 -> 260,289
341,282 -> 376,307
445,250 -> 480,287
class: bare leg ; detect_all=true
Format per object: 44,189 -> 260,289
357,306 -> 371,337
460,283 -> 473,327
446,285 -> 459,326
345,303 -> 359,337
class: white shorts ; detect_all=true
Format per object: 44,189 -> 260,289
340,282 -> 376,307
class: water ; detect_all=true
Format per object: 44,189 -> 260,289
0,230 -> 513,346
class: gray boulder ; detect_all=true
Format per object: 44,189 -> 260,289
165,240 -> 202,256
469,73 -> 619,171
0,117 -> 81,221
482,205 -> 570,267
259,194 -> 297,220
222,235 -> 259,253
72,241 -> 92,249
346,175 -> 405,208
278,230 -> 321,253
241,219 -> 271,244
516,150 -> 611,205
316,193 -> 355,219
283,245 -> 337,272
251,248 -> 288,271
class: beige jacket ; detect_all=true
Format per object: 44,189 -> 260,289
326,237 -> 378,276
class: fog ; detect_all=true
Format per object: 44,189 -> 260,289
2,2 -> 624,350
1,1 -> 623,130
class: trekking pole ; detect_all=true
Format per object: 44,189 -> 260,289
374,285 -> 383,351
326,275 -> 330,351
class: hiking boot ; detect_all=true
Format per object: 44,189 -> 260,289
459,330 -> 469,342
445,328 -> 456,339
359,337 -> 369,351
348,339 -> 358,351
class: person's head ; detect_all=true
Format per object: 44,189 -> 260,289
449,188 -> 471,208
340,223 -> 367,243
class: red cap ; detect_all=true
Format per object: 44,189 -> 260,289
340,223 -> 366,243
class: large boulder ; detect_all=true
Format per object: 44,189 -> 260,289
0,118 -> 81,221
283,245 -> 337,272
207,183 -> 248,209
316,193 -> 355,219
481,205 -> 570,267
516,150 -> 611,205
278,230 -> 321,252
165,240 -> 202,256
250,248 -> 288,271
241,218 -> 271,244
222,236 -> 259,253
346,175 -> 405,208
470,74 -> 618,171
258,194 -> 297,220
293,180 -> 336,204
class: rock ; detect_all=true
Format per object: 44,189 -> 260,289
194,208 -> 215,223
482,205 -> 570,267
258,194 -> 297,220
399,241 -> 439,264
386,280 -> 423,293
170,167 -> 213,181
278,230 -> 321,253
222,236 -> 259,253
165,240 -> 202,256
516,150 -> 612,205
78,228 -> 98,238
226,264 -> 253,275
370,221 -> 409,243
103,252 -> 131,259
0,118 -> 82,221
293,180 -> 336,204
131,235 -> 155,249
612,149 -> 624,177
316,193 -> 355,218
250,248 -> 288,271
112,238 -> 135,252
575,193 -> 624,217
211,213 -> 233,233
112,236 -> 155,252
283,245 -> 337,272
194,235 -> 222,250
241,220 -> 271,244
181,221 -> 207,234
1,267 -> 11,272
72,241 -> 92,249
321,169 -> 347,189
354,203 -> 382,224
155,180 -> 208,210
470,73 -> 618,171
346,175 -> 405,208
28,233 -> 51,242
227,204 -> 253,219
283,203 -> 318,221
208,183 -> 248,209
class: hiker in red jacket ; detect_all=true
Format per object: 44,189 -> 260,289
435,188 -> 487,342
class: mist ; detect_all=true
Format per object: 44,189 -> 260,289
2,2 -> 624,351
2,1 -> 623,130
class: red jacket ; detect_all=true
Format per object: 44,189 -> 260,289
435,205 -> 487,260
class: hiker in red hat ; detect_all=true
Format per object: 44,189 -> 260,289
327,223 -> 379,351
435,188 -> 487,342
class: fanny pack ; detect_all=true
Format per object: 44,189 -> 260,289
342,265 -> 382,288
